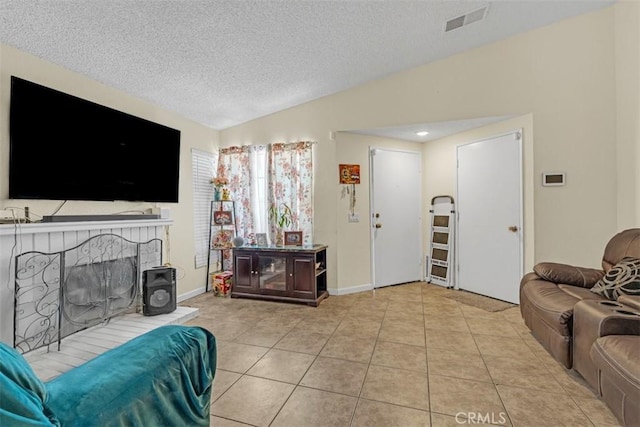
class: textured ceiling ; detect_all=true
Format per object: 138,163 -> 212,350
0,1 -> 615,131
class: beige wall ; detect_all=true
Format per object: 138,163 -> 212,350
0,44 -> 219,299
222,4 -> 637,293
614,1 -> 640,228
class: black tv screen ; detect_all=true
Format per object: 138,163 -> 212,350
9,76 -> 181,202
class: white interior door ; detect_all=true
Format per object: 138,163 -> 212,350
456,131 -> 522,303
371,148 -> 422,288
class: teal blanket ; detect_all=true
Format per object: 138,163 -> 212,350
1,325 -> 217,427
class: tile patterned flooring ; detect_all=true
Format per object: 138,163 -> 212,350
182,282 -> 621,427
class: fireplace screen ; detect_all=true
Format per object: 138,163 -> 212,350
14,233 -> 162,354
61,256 -> 137,338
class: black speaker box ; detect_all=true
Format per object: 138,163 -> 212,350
142,267 -> 176,316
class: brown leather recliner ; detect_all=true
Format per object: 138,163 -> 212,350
590,333 -> 640,427
519,228 -> 640,368
572,294 -> 640,426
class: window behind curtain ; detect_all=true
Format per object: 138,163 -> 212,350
191,148 -> 217,268
250,147 -> 269,234
220,142 -> 313,245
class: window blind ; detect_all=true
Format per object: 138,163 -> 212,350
191,148 -> 217,268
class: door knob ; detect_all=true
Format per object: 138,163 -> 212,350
508,226 -> 518,232
375,223 -> 382,229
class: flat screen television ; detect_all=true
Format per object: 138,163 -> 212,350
9,76 -> 181,202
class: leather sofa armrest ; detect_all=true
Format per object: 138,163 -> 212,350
618,295 -> 640,311
533,262 -> 604,288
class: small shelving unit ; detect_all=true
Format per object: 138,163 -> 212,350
206,200 -> 237,292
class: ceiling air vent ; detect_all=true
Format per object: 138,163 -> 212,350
445,6 -> 488,32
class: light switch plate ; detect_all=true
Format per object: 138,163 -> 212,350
348,213 -> 359,222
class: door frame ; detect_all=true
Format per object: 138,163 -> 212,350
369,146 -> 423,289
455,129 -> 524,301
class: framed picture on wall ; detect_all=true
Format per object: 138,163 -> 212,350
284,231 -> 303,246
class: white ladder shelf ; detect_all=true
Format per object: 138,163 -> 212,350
427,195 -> 455,288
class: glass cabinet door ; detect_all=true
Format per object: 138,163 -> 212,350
258,255 -> 287,291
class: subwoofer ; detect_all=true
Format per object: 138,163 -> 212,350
142,267 -> 176,316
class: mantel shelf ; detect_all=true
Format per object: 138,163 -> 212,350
0,219 -> 173,236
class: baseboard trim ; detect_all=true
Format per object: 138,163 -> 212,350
180,283 -> 375,300
178,286 -> 206,303
328,283 -> 373,296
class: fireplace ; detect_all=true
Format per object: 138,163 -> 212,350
14,233 -> 162,353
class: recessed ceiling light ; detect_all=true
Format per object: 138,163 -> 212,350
416,131 -> 429,136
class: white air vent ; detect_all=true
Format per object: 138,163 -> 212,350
445,6 -> 488,32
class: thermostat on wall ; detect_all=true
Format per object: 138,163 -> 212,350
542,172 -> 566,186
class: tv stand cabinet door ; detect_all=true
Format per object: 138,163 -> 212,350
290,256 -> 315,299
233,253 -> 256,293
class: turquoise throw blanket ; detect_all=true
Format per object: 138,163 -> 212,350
1,325 -> 216,427
0,341 -> 58,426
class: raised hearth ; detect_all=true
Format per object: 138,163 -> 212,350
24,306 -> 199,381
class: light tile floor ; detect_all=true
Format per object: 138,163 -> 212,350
183,282 -> 621,427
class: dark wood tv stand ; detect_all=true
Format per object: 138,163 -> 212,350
232,244 -> 328,306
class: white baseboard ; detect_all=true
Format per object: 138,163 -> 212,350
180,283 -> 376,301
178,286 -> 206,303
328,283 -> 373,296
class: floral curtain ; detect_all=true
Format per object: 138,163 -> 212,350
268,141 -> 313,245
216,141 -> 313,246
217,146 -> 253,240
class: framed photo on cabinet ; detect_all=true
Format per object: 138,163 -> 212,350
255,233 -> 268,247
284,231 -> 303,246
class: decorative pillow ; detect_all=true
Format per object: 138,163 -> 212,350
590,257 -> 640,300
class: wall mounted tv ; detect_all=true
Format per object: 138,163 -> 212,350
9,76 -> 181,203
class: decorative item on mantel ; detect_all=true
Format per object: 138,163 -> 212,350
210,176 -> 229,201
268,203 -> 293,246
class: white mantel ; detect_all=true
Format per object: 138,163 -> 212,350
0,218 -> 172,236
0,219 -> 172,345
